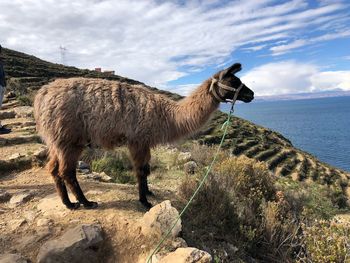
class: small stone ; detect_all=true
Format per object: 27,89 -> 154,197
37,218 -> 53,227
159,247 -> 212,263
80,169 -> 90,174
24,211 -> 37,223
183,161 -> 198,174
8,153 -> 23,160
5,91 -> 16,99
77,161 -> 90,170
33,147 -> 48,160
100,172 -> 113,182
141,200 -> 181,238
0,253 -> 28,263
0,190 -> 11,202
9,191 -> 33,207
37,193 -> 74,217
171,237 -> 188,249
9,218 -> 26,231
177,152 -> 192,164
84,172 -> 101,180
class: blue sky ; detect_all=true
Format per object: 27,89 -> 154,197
0,0 -> 349,96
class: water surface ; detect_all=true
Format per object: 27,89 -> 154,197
222,96 -> 350,172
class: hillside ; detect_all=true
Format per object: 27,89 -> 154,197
1,47 -> 349,205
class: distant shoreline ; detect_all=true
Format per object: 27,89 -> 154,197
254,90 -> 350,102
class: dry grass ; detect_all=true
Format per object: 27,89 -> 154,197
178,145 -> 349,263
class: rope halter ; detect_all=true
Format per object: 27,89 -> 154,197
209,77 -> 244,103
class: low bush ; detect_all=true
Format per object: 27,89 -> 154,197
179,155 -> 349,262
179,156 -> 301,262
89,148 -> 135,184
188,143 -> 229,166
300,220 -> 350,262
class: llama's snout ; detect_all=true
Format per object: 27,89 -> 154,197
239,85 -> 254,103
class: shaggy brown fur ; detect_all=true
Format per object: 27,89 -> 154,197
34,63 -> 253,209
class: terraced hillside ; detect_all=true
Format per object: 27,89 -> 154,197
0,97 -> 46,174
199,113 -> 350,203
1,47 -> 349,205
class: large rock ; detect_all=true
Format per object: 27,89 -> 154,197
0,253 -> 28,263
37,224 -> 103,263
141,200 -> 181,239
159,247 -> 212,263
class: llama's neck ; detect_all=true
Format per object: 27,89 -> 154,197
169,79 -> 220,141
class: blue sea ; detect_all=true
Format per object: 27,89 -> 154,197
222,96 -> 350,172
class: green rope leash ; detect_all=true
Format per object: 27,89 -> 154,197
146,101 -> 237,263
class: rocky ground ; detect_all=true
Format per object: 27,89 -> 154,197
0,99 -> 210,263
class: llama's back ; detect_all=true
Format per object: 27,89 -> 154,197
34,78 -> 174,149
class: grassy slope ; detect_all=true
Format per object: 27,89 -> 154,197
2,47 -> 349,202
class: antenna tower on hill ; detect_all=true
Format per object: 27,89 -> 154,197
59,46 -> 67,65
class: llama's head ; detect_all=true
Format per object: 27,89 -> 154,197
211,63 -> 254,103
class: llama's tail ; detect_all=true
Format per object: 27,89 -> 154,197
33,86 -> 51,145
46,148 -> 59,175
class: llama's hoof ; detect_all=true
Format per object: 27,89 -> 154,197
66,202 -> 80,210
83,201 -> 98,209
140,199 -> 152,209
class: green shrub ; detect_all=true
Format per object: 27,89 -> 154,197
179,156 -> 300,262
276,178 -> 338,220
17,95 -> 33,106
300,220 -> 350,263
90,148 -> 135,184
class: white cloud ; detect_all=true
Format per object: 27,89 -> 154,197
0,0 -> 349,87
270,30 -> 350,55
311,71 -> 350,91
242,61 -> 350,96
169,83 -> 200,96
270,39 -> 307,55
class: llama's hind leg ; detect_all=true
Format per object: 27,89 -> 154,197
47,155 -> 80,209
59,149 -> 98,209
129,145 -> 152,209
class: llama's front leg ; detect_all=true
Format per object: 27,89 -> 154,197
137,164 -> 152,208
129,145 -> 152,208
64,173 -> 98,209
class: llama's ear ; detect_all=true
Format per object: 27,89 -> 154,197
219,63 -> 242,79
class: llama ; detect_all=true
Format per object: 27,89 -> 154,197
34,63 -> 254,209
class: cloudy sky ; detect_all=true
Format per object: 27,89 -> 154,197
1,0 -> 349,96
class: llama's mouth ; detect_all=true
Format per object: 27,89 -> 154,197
241,94 -> 254,103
